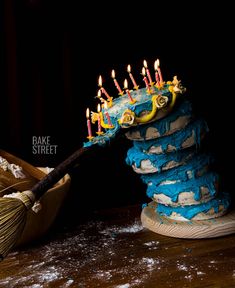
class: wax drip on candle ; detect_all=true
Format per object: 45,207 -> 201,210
141,67 -> 151,93
143,60 -> 154,86
124,79 -> 136,104
86,108 -> 93,140
111,69 -> 124,95
98,75 -> 112,100
127,64 -> 139,90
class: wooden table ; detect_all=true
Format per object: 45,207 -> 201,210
0,204 -> 235,288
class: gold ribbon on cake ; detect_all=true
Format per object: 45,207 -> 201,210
118,94 -> 169,127
167,76 -> 186,109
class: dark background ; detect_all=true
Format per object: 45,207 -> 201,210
0,1 -> 234,225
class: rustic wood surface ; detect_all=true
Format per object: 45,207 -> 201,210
1,204 -> 235,287
141,201 -> 235,239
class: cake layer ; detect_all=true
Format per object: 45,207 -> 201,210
141,153 -> 213,187
125,146 -> 194,174
133,118 -> 208,155
146,171 -> 219,206
125,100 -> 192,141
156,191 -> 231,221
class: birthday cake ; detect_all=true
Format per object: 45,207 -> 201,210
83,59 -> 231,222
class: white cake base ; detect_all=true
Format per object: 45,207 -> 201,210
141,201 -> 235,239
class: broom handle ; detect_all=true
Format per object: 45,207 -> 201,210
30,125 -> 131,200
30,144 -> 100,200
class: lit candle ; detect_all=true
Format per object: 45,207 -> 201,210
104,101 -> 113,126
96,89 -> 102,98
155,59 -> 163,83
141,67 -> 150,92
124,79 -> 136,104
111,70 -> 124,95
86,108 -> 93,140
143,60 -> 154,86
98,75 -> 112,100
96,88 -> 106,105
127,64 -> 139,90
154,60 -> 160,86
96,103 -> 102,134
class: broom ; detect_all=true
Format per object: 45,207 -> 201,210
0,143 -> 102,261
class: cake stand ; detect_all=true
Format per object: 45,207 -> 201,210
141,201 -> 235,239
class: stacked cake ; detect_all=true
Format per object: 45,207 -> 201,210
83,68 -> 231,222
125,99 -> 230,221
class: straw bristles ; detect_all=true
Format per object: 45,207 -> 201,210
0,197 -> 28,260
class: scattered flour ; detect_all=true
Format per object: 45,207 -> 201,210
184,274 -> 193,281
177,263 -> 188,271
100,221 -> 143,236
0,218 -> 154,287
196,271 -> 205,275
143,241 -> 159,250
37,267 -> 60,282
141,257 -> 160,272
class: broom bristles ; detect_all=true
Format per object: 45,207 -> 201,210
0,197 -> 28,260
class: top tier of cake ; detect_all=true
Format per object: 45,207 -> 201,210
83,76 -> 186,148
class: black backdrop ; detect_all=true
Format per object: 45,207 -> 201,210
1,1 -> 234,224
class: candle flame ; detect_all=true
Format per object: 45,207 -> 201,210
124,79 -> 128,89
143,59 -> 148,68
154,60 -> 158,71
111,69 -> 115,79
98,75 -> 102,87
97,103 -> 101,113
86,108 -> 90,119
142,67 -> 146,76
97,89 -> 101,97
127,64 -> 131,73
104,101 -> 108,109
154,59 -> 160,70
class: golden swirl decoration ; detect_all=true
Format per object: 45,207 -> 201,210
118,94 -> 170,127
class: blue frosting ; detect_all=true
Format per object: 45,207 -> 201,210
127,99 -> 192,140
83,121 -> 120,148
83,84 -> 174,148
141,153 -> 213,186
156,191 -> 231,220
133,118 -> 209,154
125,146 -> 194,173
82,76 -> 230,221
106,85 -> 172,119
146,171 -> 219,202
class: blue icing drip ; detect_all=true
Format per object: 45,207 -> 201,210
133,118 -> 208,154
146,172 -> 218,202
128,99 -> 192,139
126,146 -> 194,172
156,191 -> 231,220
83,84 -> 174,148
141,153 -> 213,185
133,101 -> 153,117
